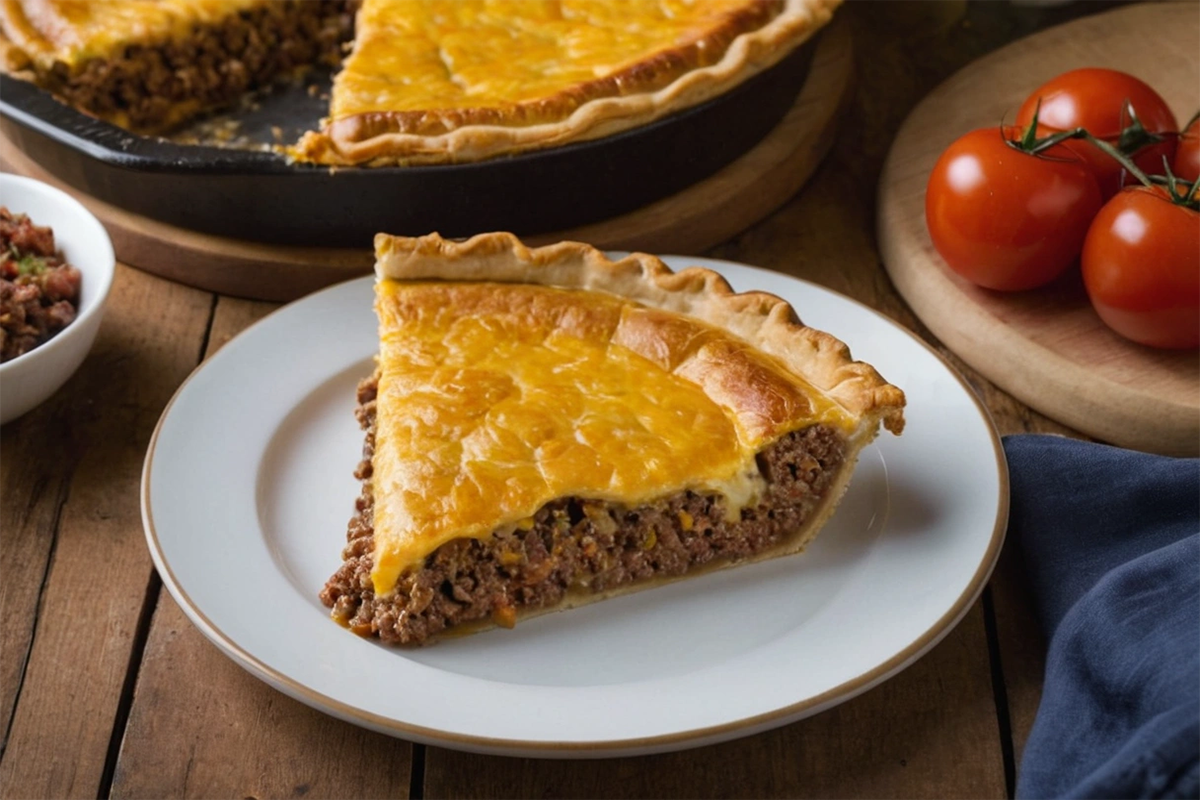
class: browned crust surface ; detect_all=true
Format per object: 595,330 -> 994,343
328,0 -> 782,142
374,231 -> 906,441
376,278 -> 838,447
295,0 -> 841,165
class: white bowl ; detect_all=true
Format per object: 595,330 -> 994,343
0,174 -> 115,424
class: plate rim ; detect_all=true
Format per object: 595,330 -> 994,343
140,262 -> 1010,755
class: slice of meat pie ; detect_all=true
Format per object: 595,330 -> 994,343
321,232 -> 905,645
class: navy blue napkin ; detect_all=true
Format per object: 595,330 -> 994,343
1005,434 -> 1199,800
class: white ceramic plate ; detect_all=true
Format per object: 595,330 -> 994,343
142,258 -> 1007,758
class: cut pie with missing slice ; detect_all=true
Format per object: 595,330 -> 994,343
1,0 -> 838,165
320,232 -> 905,645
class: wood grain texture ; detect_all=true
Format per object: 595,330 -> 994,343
110,595 -> 413,800
0,403 -> 72,755
424,604 -> 1005,800
0,266 -> 212,800
878,3 -> 1200,457
0,16 -> 853,302
109,295 -> 414,800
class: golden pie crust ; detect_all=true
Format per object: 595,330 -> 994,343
367,232 -> 904,600
297,0 -> 840,165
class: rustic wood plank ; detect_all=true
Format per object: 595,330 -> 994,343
110,594 -> 413,800
424,603 -> 1004,800
201,296 -> 278,355
0,400 -> 73,754
109,296 -> 415,800
0,266 -> 213,799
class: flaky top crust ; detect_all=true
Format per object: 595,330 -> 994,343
295,0 -> 840,166
375,232 -> 906,441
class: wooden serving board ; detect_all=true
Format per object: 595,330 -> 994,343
0,16 -> 852,303
878,3 -> 1199,458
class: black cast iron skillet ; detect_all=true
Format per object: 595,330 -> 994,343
0,37 -> 817,248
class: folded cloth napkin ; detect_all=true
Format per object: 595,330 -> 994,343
1005,435 -> 1199,800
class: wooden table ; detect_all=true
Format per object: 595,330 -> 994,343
2,3 -> 1128,797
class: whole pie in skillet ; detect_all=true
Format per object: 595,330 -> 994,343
319,232 -> 905,645
1,0 -> 839,163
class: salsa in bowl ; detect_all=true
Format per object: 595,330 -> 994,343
0,174 -> 114,424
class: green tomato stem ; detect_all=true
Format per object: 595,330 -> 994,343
1075,131 -> 1155,186
1078,133 -> 1197,210
1002,115 -> 1198,210
1115,100 -> 1164,154
1021,100 -> 1042,150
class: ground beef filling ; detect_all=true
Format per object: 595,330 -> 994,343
40,1 -> 352,132
320,374 -> 848,645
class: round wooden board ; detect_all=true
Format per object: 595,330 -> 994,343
0,16 -> 852,303
878,3 -> 1199,458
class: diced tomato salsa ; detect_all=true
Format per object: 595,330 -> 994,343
1,207 -> 83,363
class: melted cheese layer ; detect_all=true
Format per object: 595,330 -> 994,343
370,280 -> 851,597
332,0 -> 773,119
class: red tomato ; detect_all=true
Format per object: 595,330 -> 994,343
1174,116 -> 1199,182
1016,68 -> 1178,198
925,127 -> 1103,291
1081,186 -> 1199,349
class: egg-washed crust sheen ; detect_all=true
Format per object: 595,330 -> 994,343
375,231 -> 905,438
294,0 -> 840,165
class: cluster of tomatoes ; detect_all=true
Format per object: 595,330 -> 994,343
925,68 -> 1198,350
